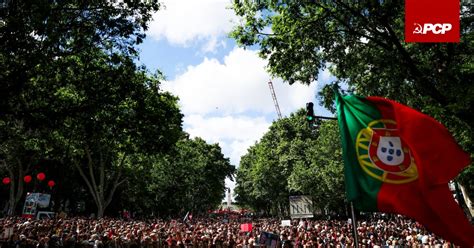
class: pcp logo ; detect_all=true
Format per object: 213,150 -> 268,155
413,23 -> 453,35
405,0 -> 460,43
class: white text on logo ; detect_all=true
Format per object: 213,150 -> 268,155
413,23 -> 452,34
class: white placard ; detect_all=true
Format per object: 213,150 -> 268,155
281,220 -> 291,226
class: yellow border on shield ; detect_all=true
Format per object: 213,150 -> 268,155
355,119 -> 418,184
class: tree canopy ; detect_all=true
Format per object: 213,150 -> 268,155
0,0 -> 233,217
143,137 -> 235,217
231,1 -> 473,124
231,0 -> 474,196
235,110 -> 346,216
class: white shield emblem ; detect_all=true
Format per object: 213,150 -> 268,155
376,136 -> 404,166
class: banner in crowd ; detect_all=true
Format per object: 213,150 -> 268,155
289,195 -> 313,219
37,194 -> 51,208
258,232 -> 280,248
22,193 -> 52,218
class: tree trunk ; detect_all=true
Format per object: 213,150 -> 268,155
74,148 -> 127,218
6,161 -> 25,216
455,182 -> 473,219
8,177 -> 16,216
7,177 -> 24,216
97,203 -> 105,218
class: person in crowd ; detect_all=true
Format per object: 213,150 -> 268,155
0,215 -> 451,248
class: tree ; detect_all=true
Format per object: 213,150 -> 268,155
231,1 -> 473,196
147,137 -> 235,217
1,0 -> 159,116
0,121 -> 46,215
0,0 -> 187,217
55,52 -> 182,217
288,121 -> 346,215
231,1 -> 473,126
235,111 -> 347,216
235,110 -> 318,216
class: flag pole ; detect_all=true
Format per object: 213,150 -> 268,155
350,202 -> 359,248
453,180 -> 472,219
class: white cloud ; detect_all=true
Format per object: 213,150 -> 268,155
183,114 -> 270,195
184,115 -> 269,165
148,0 -> 237,50
185,115 -> 269,144
320,67 -> 333,82
164,47 -> 321,195
163,47 -> 317,118
201,37 -> 220,54
229,139 -> 256,165
144,0 -> 335,198
200,37 -> 227,54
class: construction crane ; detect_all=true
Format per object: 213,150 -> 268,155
268,81 -> 283,119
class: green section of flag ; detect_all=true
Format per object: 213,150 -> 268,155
335,93 -> 383,211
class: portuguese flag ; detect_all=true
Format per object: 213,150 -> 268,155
335,93 -> 474,247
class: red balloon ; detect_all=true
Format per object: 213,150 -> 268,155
2,177 -> 11,185
24,175 -> 32,183
37,173 -> 46,181
47,180 -> 55,188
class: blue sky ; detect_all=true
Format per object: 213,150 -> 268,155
137,0 -> 335,193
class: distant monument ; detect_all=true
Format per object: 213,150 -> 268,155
227,188 -> 232,209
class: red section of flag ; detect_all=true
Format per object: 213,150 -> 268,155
405,0 -> 460,42
367,97 -> 474,247
240,223 -> 253,232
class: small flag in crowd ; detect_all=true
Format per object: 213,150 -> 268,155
335,93 -> 474,247
240,223 -> 253,232
183,211 -> 192,223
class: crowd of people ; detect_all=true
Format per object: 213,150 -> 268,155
0,215 -> 453,247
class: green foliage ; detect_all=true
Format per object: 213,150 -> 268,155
122,137 -> 235,217
231,1 -> 474,199
0,0 -> 237,218
0,0 -> 163,164
1,47 -> 185,215
288,121 -> 346,214
0,0 -> 174,217
1,0 -> 160,115
235,110 -> 346,216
